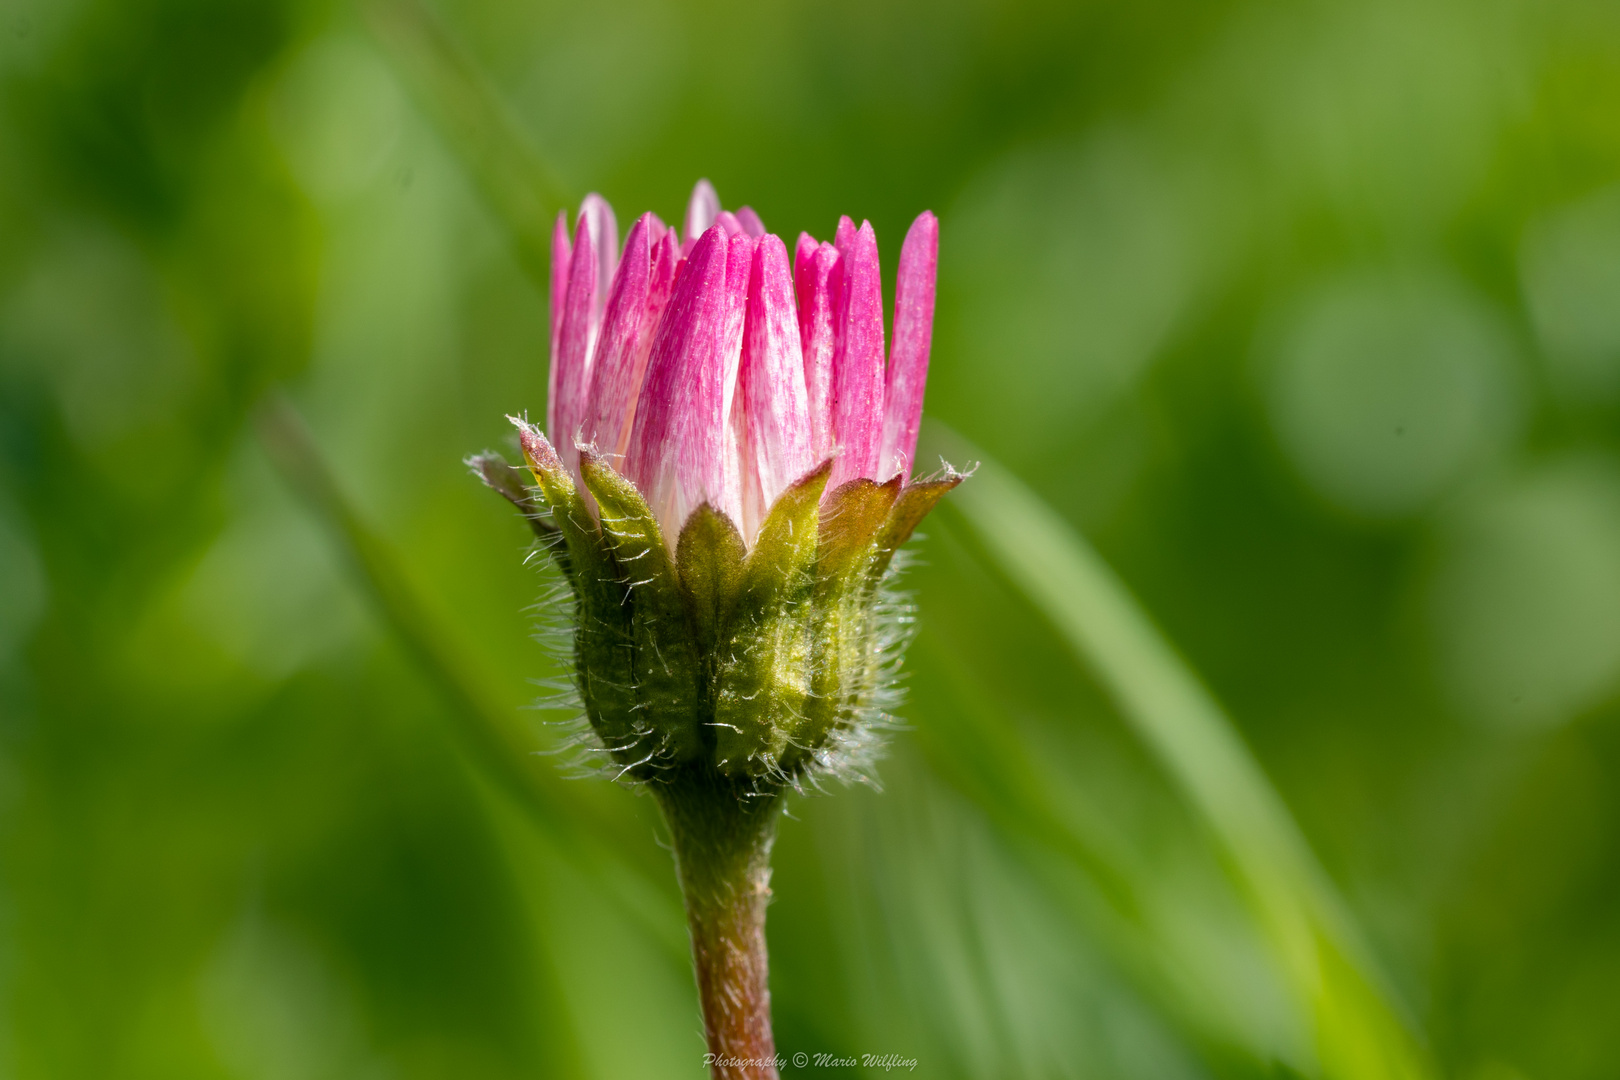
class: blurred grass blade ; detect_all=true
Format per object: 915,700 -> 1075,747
908,661 -> 1275,1072
256,393 -> 684,955
925,420 -> 1435,1080
364,0 -> 569,283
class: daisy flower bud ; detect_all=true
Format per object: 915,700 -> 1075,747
474,180 -> 958,1079
496,181 -> 955,787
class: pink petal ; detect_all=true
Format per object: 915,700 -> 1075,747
585,213 -> 676,465
715,210 -> 745,237
683,179 -> 720,255
579,193 -> 619,314
828,217 -> 885,490
652,224 -> 680,292
880,211 -> 938,482
620,225 -> 680,454
794,233 -> 841,462
735,206 -> 766,237
646,213 -> 671,248
549,213 -> 602,476
548,210 -> 570,388
720,230 -> 758,531
625,226 -> 750,541
739,233 -> 813,541
794,231 -> 818,277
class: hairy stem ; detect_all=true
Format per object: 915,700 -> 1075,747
656,770 -> 783,1080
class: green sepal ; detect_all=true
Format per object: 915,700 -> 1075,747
676,504 -> 748,659
869,476 -> 963,582
511,421 -> 644,764
580,448 -> 705,767
768,476 -> 899,774
816,476 -> 903,582
709,461 -> 832,776
744,459 -> 832,593
511,420 -> 597,582
484,423 -> 963,789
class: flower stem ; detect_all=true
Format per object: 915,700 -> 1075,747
655,768 -> 784,1080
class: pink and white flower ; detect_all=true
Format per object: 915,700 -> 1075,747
542,180 -> 939,546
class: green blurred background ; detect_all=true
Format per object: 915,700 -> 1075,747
4,0 -> 1620,1076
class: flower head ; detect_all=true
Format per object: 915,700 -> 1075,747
477,181 -> 958,787
546,181 -> 941,545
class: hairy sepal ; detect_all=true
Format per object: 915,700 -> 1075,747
707,460 -> 831,777
774,476 -> 901,774
870,476 -> 961,581
512,421 -> 646,769
580,448 -> 706,770
487,427 -> 960,789
677,504 -> 748,660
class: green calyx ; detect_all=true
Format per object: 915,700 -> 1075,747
478,421 -> 959,792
